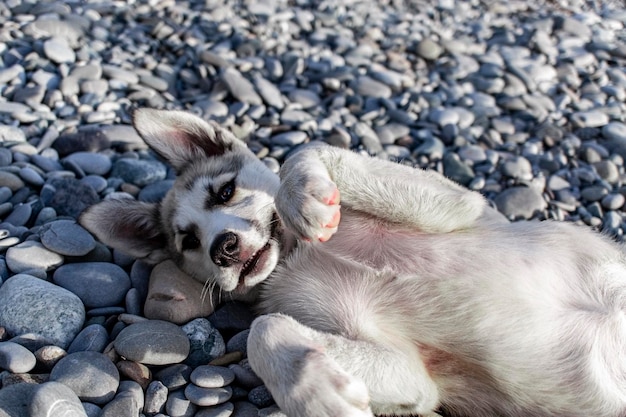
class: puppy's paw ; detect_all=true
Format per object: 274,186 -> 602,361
286,348 -> 372,417
276,174 -> 341,242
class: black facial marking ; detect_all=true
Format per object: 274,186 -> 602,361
180,224 -> 201,251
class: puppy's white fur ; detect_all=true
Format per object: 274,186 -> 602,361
80,109 -> 626,417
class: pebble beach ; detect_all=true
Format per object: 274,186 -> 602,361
0,0 -> 625,416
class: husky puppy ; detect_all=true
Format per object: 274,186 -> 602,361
80,108 -> 626,417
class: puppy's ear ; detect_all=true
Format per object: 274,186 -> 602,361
132,108 -> 243,172
79,199 -> 168,264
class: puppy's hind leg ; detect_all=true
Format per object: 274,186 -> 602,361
248,314 -> 440,417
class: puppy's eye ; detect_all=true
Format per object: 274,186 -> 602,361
217,180 -> 235,203
182,233 -> 200,251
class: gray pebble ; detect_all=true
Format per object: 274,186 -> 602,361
53,262 -> 131,308
166,389 -> 197,417
191,365 -> 236,388
501,156 -> 533,181
43,38 -> 76,64
221,68 -> 262,106
185,385 -> 232,406
50,351 -> 119,405
601,194 -> 625,211
110,158 -> 167,187
4,203 -> 33,227
182,318 -> 226,367
353,76 -> 392,98
229,361 -> 263,389
195,402 -> 235,417
248,385 -> 274,408
64,152 -> 112,176
494,186 -> 547,220
6,240 -> 64,274
145,380 -> 169,415
82,403 -> 102,417
40,219 -> 96,256
0,341 -> 37,373
114,320 -> 190,365
270,131 -> 308,147
155,363 -> 192,390
30,381 -> 87,417
67,324 -> 109,354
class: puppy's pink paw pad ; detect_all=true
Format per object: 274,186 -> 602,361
323,187 -> 340,206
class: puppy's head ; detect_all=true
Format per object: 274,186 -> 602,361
80,109 -> 285,295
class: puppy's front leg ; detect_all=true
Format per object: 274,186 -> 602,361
277,145 -> 490,241
248,314 -> 441,417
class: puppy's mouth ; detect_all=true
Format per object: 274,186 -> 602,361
234,211 -> 281,292
239,241 -> 271,281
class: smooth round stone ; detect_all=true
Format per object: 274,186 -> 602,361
258,405 -> 286,417
19,167 -> 45,187
99,390 -> 140,417
53,262 -> 131,308
191,365 -> 236,388
593,160 -> 620,183
34,207 -> 57,226
82,403 -> 102,417
353,76 -> 392,98
501,156 -> 533,180
145,380 -> 168,415
221,67 -> 262,106
114,320 -> 190,365
110,158 -> 167,187
494,186 -> 548,220
415,38 -> 443,60
270,131 -> 308,147
253,76 -> 284,109
0,171 -> 25,192
185,385 -> 232,407
287,89 -> 320,109
34,345 -> 67,370
0,383 -> 37,416
0,274 -> 84,350
196,402 -> 234,417
43,37 -> 76,64
0,341 -> 37,373
30,381 -> 87,417
166,389 -> 197,417
248,385 -> 274,408
64,152 -> 112,176
53,130 -> 112,157
601,193 -> 625,210
50,351 -> 119,405
570,110 -> 609,128
602,122 -> 626,142
138,179 -> 174,202
6,240 -> 64,273
208,302 -> 255,334
581,185 -> 609,202
429,108 -> 460,126
232,401 -> 259,417
229,361 -> 263,389
144,260 -> 215,324
182,318 -> 226,367
442,153 -> 474,186
4,203 -> 33,227
40,219 -> 96,256
80,175 -> 109,193
67,324 -> 109,354
155,363 -> 192,390
226,330 -> 249,356
0,187 -> 12,204
116,360 -> 151,390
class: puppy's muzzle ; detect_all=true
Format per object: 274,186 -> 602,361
211,232 -> 240,267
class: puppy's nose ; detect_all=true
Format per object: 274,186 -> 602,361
210,232 -> 240,267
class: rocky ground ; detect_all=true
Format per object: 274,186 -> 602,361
0,0 -> 625,416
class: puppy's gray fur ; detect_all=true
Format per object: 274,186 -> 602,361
81,109 -> 626,417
